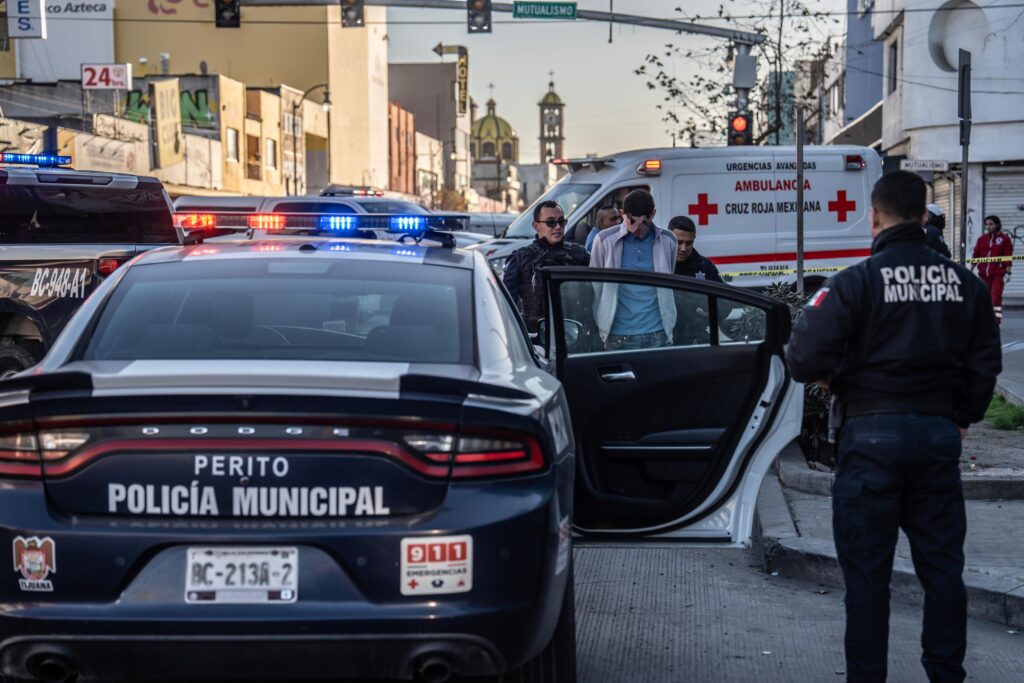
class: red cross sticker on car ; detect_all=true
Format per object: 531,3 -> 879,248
688,193 -> 719,226
828,190 -> 857,222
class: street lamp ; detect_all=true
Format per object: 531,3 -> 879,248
290,83 -> 330,195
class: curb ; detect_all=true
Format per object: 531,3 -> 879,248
756,445 -> 1024,629
777,441 -> 1024,500
997,378 -> 1024,408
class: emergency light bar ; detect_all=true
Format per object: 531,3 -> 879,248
0,153 -> 72,167
173,212 -> 451,239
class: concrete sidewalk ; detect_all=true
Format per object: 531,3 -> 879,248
755,442 -> 1024,629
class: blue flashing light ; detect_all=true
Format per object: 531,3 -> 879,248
326,244 -> 355,252
388,215 -> 427,233
319,215 -> 359,232
391,246 -> 424,258
0,153 -> 72,167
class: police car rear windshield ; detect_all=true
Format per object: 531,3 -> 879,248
81,259 -> 473,365
505,183 -> 599,238
0,186 -> 176,244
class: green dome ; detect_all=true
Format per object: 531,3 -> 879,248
471,99 -> 516,140
539,81 -> 563,106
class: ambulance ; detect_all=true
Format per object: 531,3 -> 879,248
476,145 -> 882,289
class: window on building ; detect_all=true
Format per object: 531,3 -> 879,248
246,134 -> 261,181
482,142 -> 495,157
284,112 -> 302,137
501,142 -> 513,159
265,138 -> 278,170
470,142 -> 476,157
888,40 -> 898,94
226,128 -> 240,162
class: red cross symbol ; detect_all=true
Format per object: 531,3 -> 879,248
688,193 -> 719,226
828,190 -> 857,222
408,579 -> 419,590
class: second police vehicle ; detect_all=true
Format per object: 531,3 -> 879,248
0,209 -> 801,682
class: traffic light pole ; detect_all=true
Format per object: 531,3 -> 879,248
241,0 -> 765,111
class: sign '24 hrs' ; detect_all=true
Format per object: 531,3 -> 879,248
81,63 -> 133,91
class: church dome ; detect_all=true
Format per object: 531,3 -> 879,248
471,98 -> 519,162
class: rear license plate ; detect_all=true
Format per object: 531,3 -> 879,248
185,547 -> 298,604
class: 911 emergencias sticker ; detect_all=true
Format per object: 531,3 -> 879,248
400,535 -> 472,596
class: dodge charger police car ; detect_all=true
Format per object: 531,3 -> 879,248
0,217 -> 800,682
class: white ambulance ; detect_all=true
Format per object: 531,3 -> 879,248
477,145 -> 882,289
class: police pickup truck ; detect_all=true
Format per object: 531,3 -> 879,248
0,153 -> 179,376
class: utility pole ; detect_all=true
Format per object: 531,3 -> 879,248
957,49 -> 971,266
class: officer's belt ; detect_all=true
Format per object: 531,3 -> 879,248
845,394 -> 954,420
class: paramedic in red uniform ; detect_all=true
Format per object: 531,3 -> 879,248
972,215 -> 1013,324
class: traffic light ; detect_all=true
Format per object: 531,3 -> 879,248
215,0 -> 241,28
727,111 -> 753,146
341,0 -> 365,28
467,0 -> 492,33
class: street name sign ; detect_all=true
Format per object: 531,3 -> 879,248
7,0 -> 47,39
81,64 -> 133,91
513,2 -> 577,20
900,160 -> 949,172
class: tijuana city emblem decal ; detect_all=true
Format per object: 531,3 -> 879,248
13,536 -> 56,592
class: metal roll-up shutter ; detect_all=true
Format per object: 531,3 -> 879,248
983,168 -> 1024,297
931,175 -> 956,248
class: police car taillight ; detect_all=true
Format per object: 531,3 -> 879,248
0,429 -> 40,478
0,152 -> 72,167
98,257 -> 126,276
846,154 -> 866,170
402,432 -> 546,478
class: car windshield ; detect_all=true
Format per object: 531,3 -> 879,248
354,199 -> 429,214
82,258 -> 473,364
504,182 -> 600,238
0,185 -> 176,244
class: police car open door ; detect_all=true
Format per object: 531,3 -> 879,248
542,267 -> 802,543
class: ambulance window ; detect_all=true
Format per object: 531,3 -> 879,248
506,183 -> 600,238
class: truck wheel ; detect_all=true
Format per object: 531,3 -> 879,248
0,340 -> 41,379
474,568 -> 576,683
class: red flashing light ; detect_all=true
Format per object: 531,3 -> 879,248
845,154 -> 866,170
248,214 -> 287,230
731,116 -> 748,132
174,213 -> 217,229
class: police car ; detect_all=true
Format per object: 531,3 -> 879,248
474,145 -> 881,288
0,153 -> 180,377
0,216 -> 800,682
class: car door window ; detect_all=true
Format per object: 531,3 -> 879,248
553,279 -> 765,356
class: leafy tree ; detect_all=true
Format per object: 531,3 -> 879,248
635,0 -> 840,146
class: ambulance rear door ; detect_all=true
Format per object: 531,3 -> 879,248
667,153 -> 780,280
772,147 -> 877,276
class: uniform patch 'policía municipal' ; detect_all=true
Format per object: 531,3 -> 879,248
880,265 -> 964,303
13,536 -> 56,592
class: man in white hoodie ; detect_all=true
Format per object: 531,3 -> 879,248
589,189 -> 678,349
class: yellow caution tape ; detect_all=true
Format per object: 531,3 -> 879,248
721,254 -> 1020,279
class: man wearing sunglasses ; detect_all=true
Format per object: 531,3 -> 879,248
502,200 -> 590,334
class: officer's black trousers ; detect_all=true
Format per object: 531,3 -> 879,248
833,413 -> 967,683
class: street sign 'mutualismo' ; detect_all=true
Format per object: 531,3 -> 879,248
513,2 -> 577,20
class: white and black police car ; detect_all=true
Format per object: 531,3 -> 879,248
0,214 -> 801,682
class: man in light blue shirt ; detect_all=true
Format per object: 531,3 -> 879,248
589,189 -> 678,349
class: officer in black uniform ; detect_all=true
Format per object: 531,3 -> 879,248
786,171 -> 1001,683
502,200 -> 590,334
924,203 -> 952,258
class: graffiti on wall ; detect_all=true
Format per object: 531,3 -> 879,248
148,0 -> 210,15
121,86 -> 220,137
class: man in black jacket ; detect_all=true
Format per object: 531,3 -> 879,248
925,203 -> 952,258
669,215 -> 723,281
787,171 -> 1001,683
502,200 -> 589,334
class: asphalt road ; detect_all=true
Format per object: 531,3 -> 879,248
1000,307 -> 1024,401
575,544 -> 1024,683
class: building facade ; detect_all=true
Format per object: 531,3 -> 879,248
389,102 -> 416,196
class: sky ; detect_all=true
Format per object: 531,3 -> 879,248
387,0 -> 846,161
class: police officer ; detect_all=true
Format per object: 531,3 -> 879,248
502,200 -> 589,334
786,171 -> 1001,683
924,203 -> 952,258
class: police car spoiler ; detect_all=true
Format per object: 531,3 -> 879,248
400,375 -> 534,402
0,371 -> 94,394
